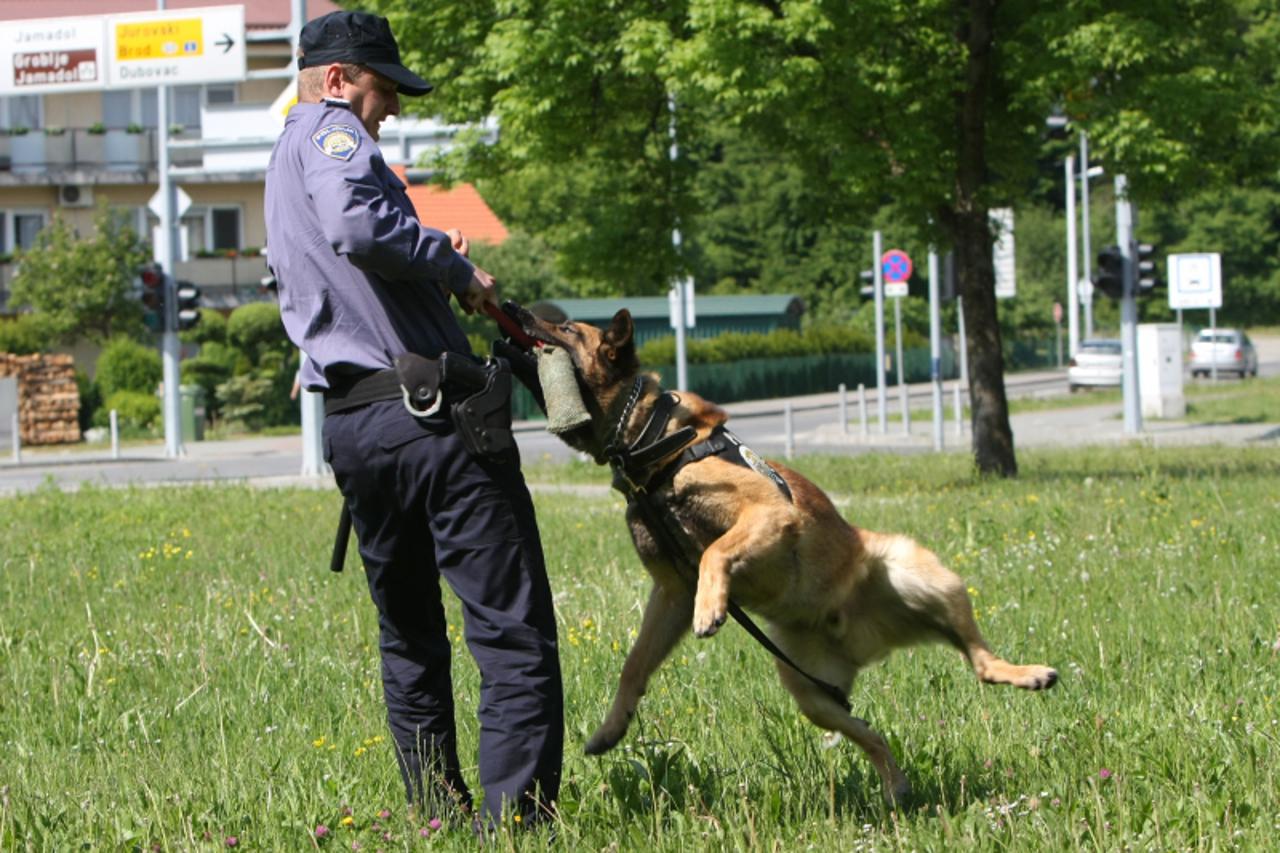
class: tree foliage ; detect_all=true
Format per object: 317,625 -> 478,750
370,0 -> 1278,473
7,200 -> 150,344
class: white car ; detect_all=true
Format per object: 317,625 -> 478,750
1067,339 -> 1123,391
1189,329 -> 1258,378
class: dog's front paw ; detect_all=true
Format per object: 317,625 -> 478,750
692,601 -> 727,638
584,725 -> 623,756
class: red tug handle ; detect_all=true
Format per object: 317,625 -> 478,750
484,300 -> 539,350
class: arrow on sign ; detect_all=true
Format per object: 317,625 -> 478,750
216,33 -> 235,54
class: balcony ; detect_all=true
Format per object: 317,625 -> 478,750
0,128 -> 208,182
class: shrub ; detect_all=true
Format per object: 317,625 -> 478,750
180,308 -> 228,346
76,371 -> 102,433
180,341 -> 236,423
0,314 -> 47,355
216,374 -> 275,432
96,337 -> 161,398
636,323 -> 880,366
226,303 -> 289,366
97,390 -> 160,431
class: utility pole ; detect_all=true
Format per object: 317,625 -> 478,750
156,0 -> 183,458
1065,155 -> 1079,357
1115,175 -> 1142,435
873,230 -> 886,433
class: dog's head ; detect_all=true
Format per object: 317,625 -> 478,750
518,307 -> 644,460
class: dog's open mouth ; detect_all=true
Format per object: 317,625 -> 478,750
515,306 -> 569,348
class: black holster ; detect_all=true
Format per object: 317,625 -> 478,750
393,352 -> 516,461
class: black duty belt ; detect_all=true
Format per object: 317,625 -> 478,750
323,368 -> 403,416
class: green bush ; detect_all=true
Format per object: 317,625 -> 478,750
96,389 -> 160,431
226,303 -> 288,366
180,341 -> 237,423
179,308 -> 228,346
96,336 -> 161,398
636,323 -> 879,366
215,373 -> 275,432
0,314 -> 48,355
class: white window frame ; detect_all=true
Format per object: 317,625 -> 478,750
205,205 -> 243,252
1,208 -> 49,254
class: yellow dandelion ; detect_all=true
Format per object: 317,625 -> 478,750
341,816 -> 354,827
312,736 -> 326,748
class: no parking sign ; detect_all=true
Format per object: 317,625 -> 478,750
881,249 -> 912,297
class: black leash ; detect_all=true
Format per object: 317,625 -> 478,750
605,378 -> 852,713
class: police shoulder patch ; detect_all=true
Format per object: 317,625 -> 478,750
311,123 -> 361,161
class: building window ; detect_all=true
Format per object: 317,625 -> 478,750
206,84 -> 236,106
210,208 -> 241,251
0,95 -> 42,131
102,89 -> 158,130
0,210 -> 48,254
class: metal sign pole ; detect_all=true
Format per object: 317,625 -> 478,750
1116,174 -> 1142,434
894,296 -> 908,434
928,248 -> 943,451
157,77 -> 184,458
1080,132 -> 1095,340
873,230 -> 886,434
1065,155 -> 1080,356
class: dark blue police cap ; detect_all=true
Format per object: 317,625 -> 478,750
297,11 -> 433,96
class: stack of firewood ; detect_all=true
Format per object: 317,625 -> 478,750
0,353 -> 82,445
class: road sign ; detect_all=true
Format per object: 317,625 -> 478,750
0,6 -> 245,94
881,249 -> 912,297
991,207 -> 1016,298
0,16 -> 106,94
148,185 -> 193,220
1167,252 -> 1222,310
108,6 -> 245,88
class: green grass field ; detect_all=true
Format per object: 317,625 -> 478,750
2,445 -> 1279,850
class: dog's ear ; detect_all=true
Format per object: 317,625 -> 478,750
601,308 -> 637,370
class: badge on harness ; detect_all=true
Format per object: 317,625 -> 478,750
725,431 -> 792,499
312,124 -> 361,160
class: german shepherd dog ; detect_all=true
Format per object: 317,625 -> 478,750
519,307 -> 1057,805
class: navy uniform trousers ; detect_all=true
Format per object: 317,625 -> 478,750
323,398 -> 563,823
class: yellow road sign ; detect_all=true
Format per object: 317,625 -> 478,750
115,17 -> 204,61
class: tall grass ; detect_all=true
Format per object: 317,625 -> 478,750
1,445 -> 1278,850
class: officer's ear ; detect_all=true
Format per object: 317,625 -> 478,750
322,63 -> 348,98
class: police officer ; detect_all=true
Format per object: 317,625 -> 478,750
264,11 -> 562,827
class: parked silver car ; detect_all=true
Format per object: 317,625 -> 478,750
1189,329 -> 1258,378
1067,339 -> 1123,391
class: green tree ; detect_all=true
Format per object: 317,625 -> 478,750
370,0 -> 1277,474
8,200 -> 151,343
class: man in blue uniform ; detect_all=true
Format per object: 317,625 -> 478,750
264,10 -> 562,827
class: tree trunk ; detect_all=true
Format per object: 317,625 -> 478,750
951,0 -> 1017,477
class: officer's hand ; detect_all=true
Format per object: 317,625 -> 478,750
446,228 -> 470,258
459,266 -> 499,315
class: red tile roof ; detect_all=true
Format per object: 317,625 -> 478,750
0,0 -> 342,28
392,166 -> 509,246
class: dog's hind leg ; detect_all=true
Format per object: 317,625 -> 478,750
775,661 -> 911,808
585,579 -> 692,755
870,532 -> 1058,691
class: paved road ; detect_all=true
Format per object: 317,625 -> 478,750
2,336 -> 1276,496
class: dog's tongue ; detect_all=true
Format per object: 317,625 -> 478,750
536,346 -> 592,435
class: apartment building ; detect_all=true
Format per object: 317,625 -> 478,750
0,0 -> 505,313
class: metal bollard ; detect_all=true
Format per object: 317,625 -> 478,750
838,383 -> 848,435
953,384 -> 963,438
11,412 -> 20,464
784,401 -> 795,460
901,382 -> 911,436
110,409 -> 120,460
858,383 -> 868,438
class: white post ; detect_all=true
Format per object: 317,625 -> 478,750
1116,174 -> 1142,435
1208,306 -> 1218,381
1066,155 -> 1080,357
299,355 -> 327,476
668,96 -> 689,392
838,383 -> 848,435
858,383 -> 868,438
1080,132 -> 1096,341
784,401 -> 794,460
10,412 -> 19,464
155,0 -> 183,459
110,410 -> 120,460
953,383 -> 963,438
894,297 -> 909,435
928,249 -> 944,452
873,230 -> 886,434
956,294 -> 969,387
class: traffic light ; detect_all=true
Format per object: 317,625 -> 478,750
859,268 -> 874,297
1095,245 -> 1125,299
1135,242 -> 1159,295
175,280 -> 201,331
139,262 -> 167,332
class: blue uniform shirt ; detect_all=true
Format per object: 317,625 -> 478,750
265,100 -> 475,390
